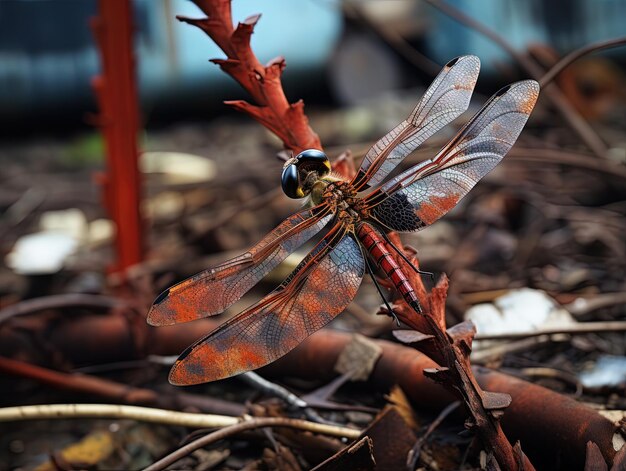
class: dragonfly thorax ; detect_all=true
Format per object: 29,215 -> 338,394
311,179 -> 367,224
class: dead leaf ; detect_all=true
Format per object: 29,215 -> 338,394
334,334 -> 383,381
35,430 -> 114,471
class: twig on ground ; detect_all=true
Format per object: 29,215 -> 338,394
0,294 -> 127,325
474,321 -> 626,341
142,416 -> 361,471
0,403 -> 237,428
406,401 -> 461,470
566,292 -> 626,318
240,371 -> 332,424
517,367 -> 583,396
0,356 -> 244,416
470,336 -> 562,365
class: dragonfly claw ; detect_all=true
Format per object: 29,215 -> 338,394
390,310 -> 401,327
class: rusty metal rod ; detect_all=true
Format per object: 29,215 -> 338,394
1,314 -> 619,469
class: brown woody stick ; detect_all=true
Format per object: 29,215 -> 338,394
539,36 -> 626,87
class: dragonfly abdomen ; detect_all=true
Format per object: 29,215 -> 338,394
357,223 -> 421,312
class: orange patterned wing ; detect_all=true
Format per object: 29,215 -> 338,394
351,55 -> 480,191
365,80 -> 539,232
147,204 -> 333,326
168,227 -> 365,384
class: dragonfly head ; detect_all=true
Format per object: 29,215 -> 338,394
281,149 -> 331,199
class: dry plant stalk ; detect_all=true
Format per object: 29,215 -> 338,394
386,246 -> 534,470
178,0 -> 321,153
183,0 -> 532,469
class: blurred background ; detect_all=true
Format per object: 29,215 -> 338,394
2,0 -> 626,127
0,0 -> 625,469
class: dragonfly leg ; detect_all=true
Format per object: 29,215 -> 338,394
362,252 -> 401,327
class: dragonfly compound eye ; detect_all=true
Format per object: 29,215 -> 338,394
295,149 -> 331,177
281,163 -> 304,198
281,149 -> 331,199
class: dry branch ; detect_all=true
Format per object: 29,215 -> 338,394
539,36 -> 626,87
0,403 -> 238,428
423,0 -> 609,158
142,416 -> 361,471
388,268 -> 533,470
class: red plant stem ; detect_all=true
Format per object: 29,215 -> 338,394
180,0 -> 321,153
91,0 -> 144,272
414,314 -> 529,470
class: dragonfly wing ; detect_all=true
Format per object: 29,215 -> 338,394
352,55 -> 480,190
148,204 -> 333,325
368,80 -> 539,232
168,230 -> 365,384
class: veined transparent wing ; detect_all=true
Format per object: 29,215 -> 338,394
148,204 -> 333,325
366,80 -> 540,232
168,227 -> 365,384
352,55 -> 481,191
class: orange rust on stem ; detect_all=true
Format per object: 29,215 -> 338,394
1,314 -> 618,469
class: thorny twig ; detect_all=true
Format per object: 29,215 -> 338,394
178,0 -> 320,153
387,269 -> 535,470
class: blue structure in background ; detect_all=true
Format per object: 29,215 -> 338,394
0,0 -> 342,118
0,0 -> 624,119
425,0 -> 626,71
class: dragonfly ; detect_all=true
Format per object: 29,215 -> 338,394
148,56 -> 539,385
